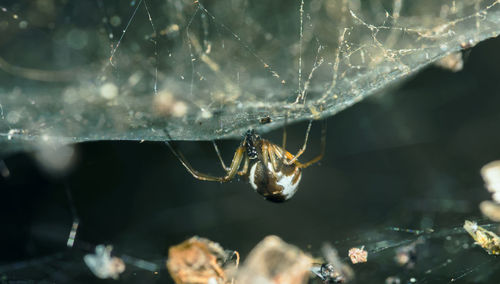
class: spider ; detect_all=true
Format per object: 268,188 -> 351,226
165,120 -> 326,202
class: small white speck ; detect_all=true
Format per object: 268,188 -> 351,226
100,83 -> 118,100
200,109 -> 212,119
172,101 -> 188,118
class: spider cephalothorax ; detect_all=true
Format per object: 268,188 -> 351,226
244,129 -> 260,159
165,120 -> 326,202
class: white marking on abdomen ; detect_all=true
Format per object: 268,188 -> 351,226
249,162 -> 258,191
277,171 -> 301,199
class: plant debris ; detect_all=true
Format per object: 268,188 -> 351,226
348,246 -> 368,264
83,245 -> 125,280
237,235 -> 312,284
463,220 -> 500,255
166,236 -> 239,284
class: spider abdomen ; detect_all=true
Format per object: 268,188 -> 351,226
248,160 -> 302,202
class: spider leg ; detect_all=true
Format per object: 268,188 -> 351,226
268,144 -> 284,171
212,140 -> 230,171
294,119 -> 327,169
165,140 -> 245,182
237,156 -> 249,176
281,112 -> 288,154
275,112 -> 289,172
284,120 -> 313,165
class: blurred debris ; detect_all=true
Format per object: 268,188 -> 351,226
65,185 -> 79,248
259,115 -> 272,125
395,237 -> 424,269
385,276 -> 401,284
167,236 -> 238,284
460,39 -> 475,50
480,160 -> 500,203
84,245 -> 125,280
0,160 -> 10,178
153,90 -> 189,118
311,263 -> 348,283
478,161 -> 500,222
479,201 -> 500,222
433,52 -> 463,72
99,82 -> 118,100
463,220 -> 500,255
237,235 -> 312,284
348,246 -> 367,264
159,24 -> 180,38
34,142 -> 75,176
66,220 -> 79,248
311,243 -> 353,283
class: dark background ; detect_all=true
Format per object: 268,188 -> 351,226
2,32 -> 500,284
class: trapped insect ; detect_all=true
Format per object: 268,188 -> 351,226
165,120 -> 326,202
463,220 -> 500,255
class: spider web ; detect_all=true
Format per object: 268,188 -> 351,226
0,0 -> 500,153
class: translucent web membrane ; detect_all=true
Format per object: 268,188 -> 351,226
1,0 -> 500,153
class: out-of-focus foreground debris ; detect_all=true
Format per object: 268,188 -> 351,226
167,235 -> 358,284
479,201 -> 500,222
481,160 -> 500,203
166,236 -> 239,284
385,276 -> 401,284
480,160 -> 500,221
83,245 -> 125,280
433,52 -> 464,72
394,237 -> 425,269
310,243 -> 354,283
463,220 -> 500,255
348,246 -> 368,264
236,235 -> 312,284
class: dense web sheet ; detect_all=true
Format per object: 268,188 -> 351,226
0,0 -> 500,153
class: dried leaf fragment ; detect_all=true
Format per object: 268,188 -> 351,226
166,236 -> 237,284
463,220 -> 500,255
237,235 -> 312,284
348,246 -> 368,264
